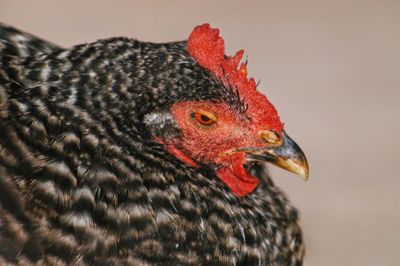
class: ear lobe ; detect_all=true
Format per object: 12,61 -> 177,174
143,111 -> 181,140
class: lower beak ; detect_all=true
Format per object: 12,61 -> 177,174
244,131 -> 309,180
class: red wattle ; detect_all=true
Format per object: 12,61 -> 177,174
215,153 -> 259,197
216,165 -> 259,197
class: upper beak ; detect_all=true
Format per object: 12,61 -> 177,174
243,131 -> 309,180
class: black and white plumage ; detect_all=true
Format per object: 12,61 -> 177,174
0,23 -> 306,265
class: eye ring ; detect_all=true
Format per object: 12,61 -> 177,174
191,111 -> 217,126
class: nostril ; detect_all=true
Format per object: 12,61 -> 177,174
259,130 -> 281,146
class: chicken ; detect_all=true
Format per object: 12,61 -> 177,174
0,23 -> 308,265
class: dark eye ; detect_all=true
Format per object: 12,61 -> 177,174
192,112 -> 216,126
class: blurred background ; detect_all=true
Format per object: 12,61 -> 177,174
1,1 -> 399,265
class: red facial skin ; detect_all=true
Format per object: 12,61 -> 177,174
160,100 -> 282,197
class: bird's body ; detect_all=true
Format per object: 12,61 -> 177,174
0,24 -> 306,265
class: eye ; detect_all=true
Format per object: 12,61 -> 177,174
191,111 -> 217,126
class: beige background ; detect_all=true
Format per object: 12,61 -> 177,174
1,1 -> 399,265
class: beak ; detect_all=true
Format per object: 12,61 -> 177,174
244,131 -> 309,180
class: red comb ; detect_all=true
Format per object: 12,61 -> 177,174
187,24 -> 257,95
187,23 -> 283,134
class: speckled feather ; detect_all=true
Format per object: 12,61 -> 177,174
0,23 -> 304,265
